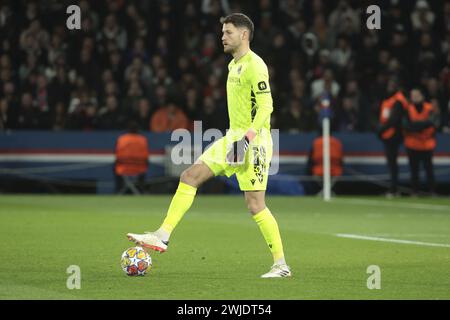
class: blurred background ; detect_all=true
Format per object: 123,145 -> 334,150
0,0 -> 449,195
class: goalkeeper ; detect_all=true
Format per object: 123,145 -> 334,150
127,13 -> 291,278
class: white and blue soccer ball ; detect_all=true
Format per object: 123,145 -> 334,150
121,246 -> 152,276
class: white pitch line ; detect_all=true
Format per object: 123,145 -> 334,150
334,198 -> 450,212
335,233 -> 450,248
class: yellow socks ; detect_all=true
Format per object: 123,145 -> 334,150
158,183 -> 286,266
253,207 -> 286,265
159,182 -> 197,237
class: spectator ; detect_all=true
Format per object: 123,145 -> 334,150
97,95 -> 126,130
47,33 -> 67,67
277,99 -> 317,132
124,57 -> 153,92
122,80 -> 144,116
341,79 -> 371,131
200,95 -> 227,131
127,38 -> 150,64
35,74 -> 50,113
79,0 -> 100,30
67,80 -> 98,115
51,102 -> 67,131
253,13 -> 279,57
80,102 -> 98,131
203,74 -> 224,101
312,49 -> 334,80
330,36 -> 352,70
415,32 -> 440,79
108,50 -> 125,87
150,101 -> 190,133
279,0 -> 303,25
152,67 -> 175,96
335,96 -> 359,132
311,69 -> 340,100
300,32 -> 319,69
17,92 -> 45,129
425,77 -> 446,129
19,54 -> 41,83
48,67 -> 72,111
2,81 -> 18,108
287,19 -> 306,51
288,79 -> 312,113
184,87 -> 202,121
356,32 -> 379,82
311,13 -> 332,49
271,32 -> 292,78
19,20 -> 49,57
0,98 -> 17,130
328,0 -> 360,38
2,1 -> 450,134
133,98 -> 152,131
411,0 -> 435,31
97,14 -> 127,51
76,47 -> 100,91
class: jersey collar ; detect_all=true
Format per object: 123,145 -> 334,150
232,49 -> 252,64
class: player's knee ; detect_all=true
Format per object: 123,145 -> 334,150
180,168 -> 194,185
246,199 -> 265,215
180,167 -> 202,187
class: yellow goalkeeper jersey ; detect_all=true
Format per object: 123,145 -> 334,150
226,50 -> 273,138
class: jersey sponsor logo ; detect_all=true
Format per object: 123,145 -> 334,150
228,76 -> 241,84
258,81 -> 267,91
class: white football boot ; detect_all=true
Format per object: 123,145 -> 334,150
126,232 -> 168,253
261,264 -> 292,278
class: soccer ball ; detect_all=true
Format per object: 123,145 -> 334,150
121,246 -> 152,276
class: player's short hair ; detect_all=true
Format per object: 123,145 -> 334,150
221,13 -> 254,42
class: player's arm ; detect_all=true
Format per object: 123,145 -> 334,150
226,60 -> 273,164
247,59 -> 273,138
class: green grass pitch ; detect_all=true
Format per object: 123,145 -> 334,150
0,195 -> 449,300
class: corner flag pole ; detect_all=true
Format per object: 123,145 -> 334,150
322,117 -> 331,201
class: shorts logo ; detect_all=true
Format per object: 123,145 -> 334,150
250,179 -> 256,186
258,81 -> 267,91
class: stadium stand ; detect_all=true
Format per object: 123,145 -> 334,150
0,0 -> 449,195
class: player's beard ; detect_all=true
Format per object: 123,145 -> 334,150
223,45 -> 233,54
224,42 -> 238,54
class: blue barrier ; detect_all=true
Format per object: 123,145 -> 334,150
0,130 -> 449,194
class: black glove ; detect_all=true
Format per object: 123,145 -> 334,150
226,136 -> 250,164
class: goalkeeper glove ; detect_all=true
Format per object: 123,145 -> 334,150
226,130 -> 256,164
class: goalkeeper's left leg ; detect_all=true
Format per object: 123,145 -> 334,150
245,191 -> 291,277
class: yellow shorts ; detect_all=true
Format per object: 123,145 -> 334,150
199,134 -> 272,191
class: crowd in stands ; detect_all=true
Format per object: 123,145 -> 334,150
1,0 -> 450,133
